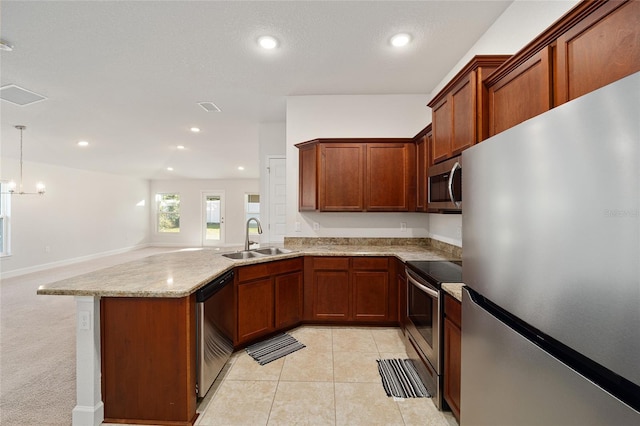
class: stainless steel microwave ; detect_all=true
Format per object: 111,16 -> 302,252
428,155 -> 462,212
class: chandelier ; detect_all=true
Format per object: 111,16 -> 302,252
2,125 -> 45,195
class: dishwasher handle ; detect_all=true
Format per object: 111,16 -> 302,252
195,270 -> 234,303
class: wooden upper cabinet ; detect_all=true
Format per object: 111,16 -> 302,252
555,0 -> 640,105
320,143 -> 365,211
486,0 -> 640,137
428,55 -> 511,164
296,139 -> 415,212
366,143 -> 416,211
414,124 -> 432,213
487,47 -> 552,137
298,143 -> 318,211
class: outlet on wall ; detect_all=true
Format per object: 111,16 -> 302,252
400,222 -> 407,232
456,226 -> 462,238
45,246 -> 51,253
78,311 -> 91,330
313,222 -> 320,231
294,222 -> 301,232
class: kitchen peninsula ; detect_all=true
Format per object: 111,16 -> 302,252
37,238 -> 459,426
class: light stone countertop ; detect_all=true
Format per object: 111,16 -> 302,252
37,243 -> 459,298
441,283 -> 464,302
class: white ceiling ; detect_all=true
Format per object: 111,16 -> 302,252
0,0 -> 512,180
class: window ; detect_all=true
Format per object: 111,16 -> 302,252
245,194 -> 260,235
157,193 -> 180,233
0,183 -> 11,256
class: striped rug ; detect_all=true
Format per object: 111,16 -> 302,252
377,359 -> 430,398
246,333 -> 306,365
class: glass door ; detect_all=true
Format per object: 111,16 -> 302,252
202,192 -> 225,246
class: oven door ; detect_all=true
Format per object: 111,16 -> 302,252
405,268 -> 441,374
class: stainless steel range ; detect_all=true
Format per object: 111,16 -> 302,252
404,260 -> 462,409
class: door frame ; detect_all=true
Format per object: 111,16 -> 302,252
201,190 -> 225,246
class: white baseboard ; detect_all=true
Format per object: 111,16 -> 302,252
0,243 -> 151,280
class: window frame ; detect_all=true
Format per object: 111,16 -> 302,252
245,193 -> 261,236
156,193 -> 181,234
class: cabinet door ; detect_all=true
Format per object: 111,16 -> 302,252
313,270 -> 350,320
352,270 -> 389,321
555,0 -> 640,106
431,97 -> 452,164
415,130 -> 431,212
319,143 -> 365,211
298,144 -> 318,211
444,317 -> 461,422
365,143 -> 416,211
488,47 -> 552,137
237,278 -> 273,344
450,73 -> 477,156
274,271 -> 303,329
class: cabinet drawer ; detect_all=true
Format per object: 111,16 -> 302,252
270,258 -> 303,275
444,293 -> 462,328
351,256 -> 388,270
313,257 -> 350,270
237,263 -> 270,283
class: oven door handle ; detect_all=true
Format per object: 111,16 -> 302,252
407,273 -> 439,299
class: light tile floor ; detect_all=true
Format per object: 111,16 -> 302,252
195,326 -> 458,426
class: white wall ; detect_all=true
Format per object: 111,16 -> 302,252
0,161 -> 150,277
150,179 -> 260,247
284,1 -> 580,247
425,0 -> 581,247
285,94 -> 431,238
259,122 -> 286,243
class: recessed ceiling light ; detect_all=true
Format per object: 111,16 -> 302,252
390,33 -> 411,47
177,145 -> 185,150
190,127 -> 200,133
77,141 -> 89,147
258,36 -> 278,50
238,166 -> 245,171
167,167 -> 174,171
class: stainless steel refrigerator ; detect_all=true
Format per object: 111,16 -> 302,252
461,72 -> 640,425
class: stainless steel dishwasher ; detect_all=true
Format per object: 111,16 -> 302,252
195,270 -> 234,398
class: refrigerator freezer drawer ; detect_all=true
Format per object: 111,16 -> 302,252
461,288 -> 639,426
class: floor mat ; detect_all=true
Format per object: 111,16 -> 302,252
377,359 -> 430,398
246,333 -> 306,365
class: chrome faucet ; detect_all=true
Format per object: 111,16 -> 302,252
245,217 -> 263,251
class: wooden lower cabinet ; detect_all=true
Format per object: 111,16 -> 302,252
275,271 -> 304,329
235,258 -> 303,346
101,296 -> 197,425
443,293 -> 462,422
305,256 -> 395,323
237,277 -> 274,343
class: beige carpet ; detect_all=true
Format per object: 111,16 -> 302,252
0,248 -> 175,425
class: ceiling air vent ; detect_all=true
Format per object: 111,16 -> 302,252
198,101 -> 221,112
0,84 -> 47,106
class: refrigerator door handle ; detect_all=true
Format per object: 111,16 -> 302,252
448,161 -> 461,208
407,274 -> 439,299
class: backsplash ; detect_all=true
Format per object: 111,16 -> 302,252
284,237 -> 462,259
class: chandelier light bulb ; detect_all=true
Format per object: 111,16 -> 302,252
36,182 -> 46,194
7,180 -> 16,193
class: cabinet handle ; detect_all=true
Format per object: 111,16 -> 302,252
448,161 -> 462,208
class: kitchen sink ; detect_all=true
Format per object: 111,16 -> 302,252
222,251 -> 265,260
252,247 -> 293,255
222,247 -> 293,260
